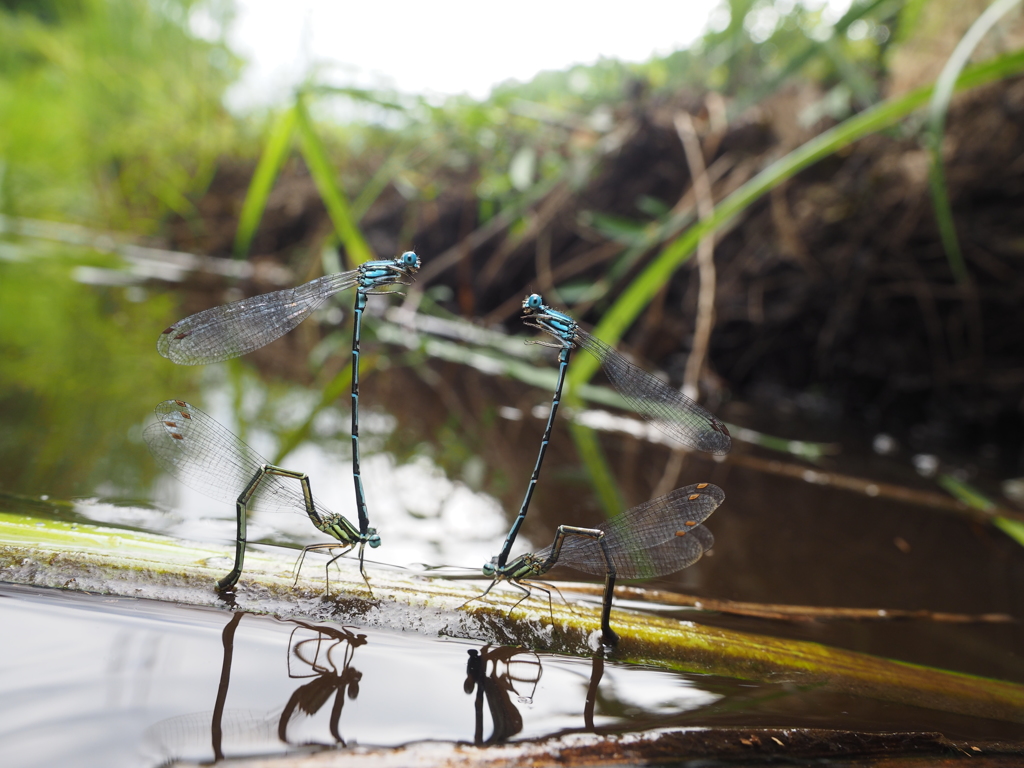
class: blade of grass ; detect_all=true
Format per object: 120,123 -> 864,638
373,318 -> 843,461
728,0 -> 897,118
939,474 -> 1024,548
567,405 -> 625,517
570,47 -> 1024,389
294,96 -> 375,269
233,106 -> 297,259
350,146 -> 414,222
271,355 -> 357,466
925,0 -> 1022,284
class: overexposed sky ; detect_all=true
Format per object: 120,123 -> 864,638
218,0 -> 720,110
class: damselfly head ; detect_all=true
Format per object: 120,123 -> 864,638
482,558 -> 498,578
366,529 -> 382,548
522,293 -> 545,313
399,251 -> 420,272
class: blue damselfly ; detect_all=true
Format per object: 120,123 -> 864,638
495,294 -> 730,568
157,251 -> 421,544
144,399 -> 380,591
474,482 -> 724,646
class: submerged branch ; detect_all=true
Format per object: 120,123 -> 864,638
1,512 -> 1022,726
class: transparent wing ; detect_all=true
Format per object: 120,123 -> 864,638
143,709 -> 280,763
144,399 -> 332,517
158,271 -> 360,365
576,330 -> 731,455
537,483 -> 723,579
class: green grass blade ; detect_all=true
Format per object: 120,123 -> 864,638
569,47 -> 1024,388
271,356 -> 357,465
995,518 -> 1024,548
821,36 -> 879,107
939,474 -> 1024,548
233,107 -> 297,260
566,395 -> 626,517
727,0 -> 896,118
926,156 -> 966,281
925,0 -> 1022,284
294,97 -> 375,269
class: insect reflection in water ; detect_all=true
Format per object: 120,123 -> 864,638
143,615 -> 367,762
464,644 -> 542,745
463,644 -> 612,744
282,621 -> 367,746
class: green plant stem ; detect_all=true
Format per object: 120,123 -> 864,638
3,512 -> 1024,724
566,397 -> 625,516
939,474 -> 1024,548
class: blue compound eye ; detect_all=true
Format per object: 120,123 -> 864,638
526,294 -> 544,309
401,251 -> 418,267
368,533 -> 382,548
482,562 -> 496,577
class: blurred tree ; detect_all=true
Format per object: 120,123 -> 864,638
0,0 -> 239,231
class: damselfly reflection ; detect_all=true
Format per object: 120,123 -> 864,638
283,622 -> 367,746
464,644 -> 542,745
143,614 -> 368,763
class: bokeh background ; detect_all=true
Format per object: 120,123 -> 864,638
2,0 -> 1024,719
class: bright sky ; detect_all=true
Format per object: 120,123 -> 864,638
220,0 -> 720,110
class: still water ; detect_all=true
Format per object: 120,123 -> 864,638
2,240 -> 1023,763
0,583 -> 724,766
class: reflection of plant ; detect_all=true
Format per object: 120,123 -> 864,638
0,247 -> 193,498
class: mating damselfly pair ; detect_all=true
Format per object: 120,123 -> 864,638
147,252 -> 730,645
152,253 -> 420,589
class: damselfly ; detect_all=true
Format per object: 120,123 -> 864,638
144,399 -> 380,591
157,251 -> 421,545
493,294 -> 730,568
471,482 -> 724,647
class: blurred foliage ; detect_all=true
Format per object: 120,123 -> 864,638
0,243 -> 195,497
0,0 -> 238,231
3,0 -> 1022,508
248,0 -> 909,262
0,0 -> 932,242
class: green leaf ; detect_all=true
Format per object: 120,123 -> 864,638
233,107 -> 297,260
925,0 -> 1023,284
568,408 -> 625,517
584,211 -> 649,244
939,474 -> 1024,548
995,518 -> 1024,548
294,96 -> 375,268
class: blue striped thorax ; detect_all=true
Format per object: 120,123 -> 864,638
357,251 -> 420,292
521,293 -> 577,346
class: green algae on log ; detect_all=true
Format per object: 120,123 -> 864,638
1,511 -> 1022,726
